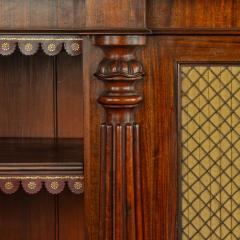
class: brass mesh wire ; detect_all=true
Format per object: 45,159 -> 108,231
180,65 -> 240,240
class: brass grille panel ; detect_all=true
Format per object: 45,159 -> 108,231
180,65 -> 240,240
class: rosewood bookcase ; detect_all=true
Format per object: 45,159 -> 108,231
0,1 -> 240,240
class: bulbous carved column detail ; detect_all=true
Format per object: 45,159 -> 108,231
94,35 -> 145,124
94,35 -> 145,240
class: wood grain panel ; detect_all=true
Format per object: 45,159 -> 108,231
147,0 -> 240,29
136,35 -> 240,240
57,53 -> 83,138
57,45 -> 85,240
0,51 -> 54,138
0,48 -> 85,239
86,0 -> 146,28
83,36 -> 103,240
0,0 -> 147,30
58,190 -> 85,240
0,0 -> 85,30
135,37 -> 178,240
0,51 -> 84,138
0,189 -> 55,240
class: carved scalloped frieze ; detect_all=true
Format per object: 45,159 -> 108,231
0,35 -> 82,56
0,176 -> 84,195
0,41 -> 16,55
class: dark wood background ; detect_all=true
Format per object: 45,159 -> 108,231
0,1 -> 240,240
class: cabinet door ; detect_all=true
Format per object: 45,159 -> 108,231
139,36 -> 240,240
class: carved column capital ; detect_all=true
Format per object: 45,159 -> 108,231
94,35 -> 145,240
94,35 -> 145,123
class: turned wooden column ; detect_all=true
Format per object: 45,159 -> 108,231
94,35 -> 145,240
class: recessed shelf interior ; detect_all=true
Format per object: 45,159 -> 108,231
0,49 -> 85,239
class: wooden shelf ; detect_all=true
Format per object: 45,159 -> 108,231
0,138 -> 84,195
0,138 -> 84,164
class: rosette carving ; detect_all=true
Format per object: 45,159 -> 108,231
0,162 -> 84,195
0,41 -> 16,55
0,176 -> 84,195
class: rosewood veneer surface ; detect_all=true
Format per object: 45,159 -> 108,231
0,1 -> 239,240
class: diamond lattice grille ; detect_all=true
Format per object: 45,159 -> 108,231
180,65 -> 240,240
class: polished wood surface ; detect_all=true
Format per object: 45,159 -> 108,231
3,1 -> 240,32
94,35 -> 145,240
0,0 -> 145,31
59,191 -> 85,240
148,0 -> 240,30
0,0 -> 86,30
0,189 -> 85,240
0,52 -> 54,137
136,35 -> 240,240
83,33 -> 240,240
0,51 -> 83,138
1,1 -> 239,240
0,189 -> 56,240
57,54 -> 84,138
83,37 -> 103,240
86,0 -> 146,29
136,36 -> 178,240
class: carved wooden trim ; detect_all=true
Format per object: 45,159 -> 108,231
94,35 -> 145,240
0,176 -> 84,195
0,35 -> 82,56
0,162 -> 84,194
